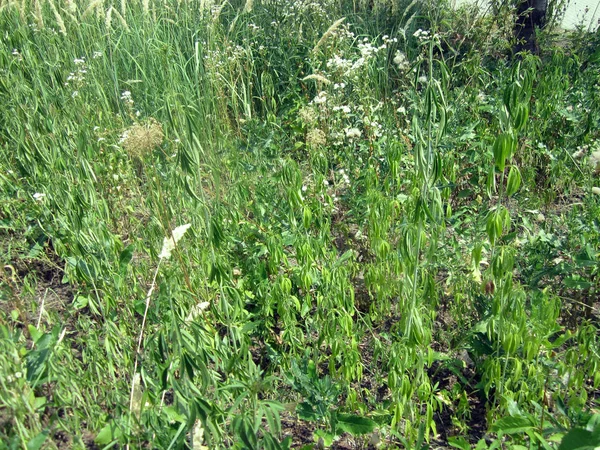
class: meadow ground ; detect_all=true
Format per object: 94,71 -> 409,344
1,0 -> 600,448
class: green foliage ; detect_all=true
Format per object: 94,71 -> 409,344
1,0 -> 599,448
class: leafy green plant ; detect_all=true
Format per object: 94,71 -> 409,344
285,357 -> 376,444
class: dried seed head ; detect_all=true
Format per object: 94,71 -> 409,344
306,128 -> 326,148
120,118 -> 164,158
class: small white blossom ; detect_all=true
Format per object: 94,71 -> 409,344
120,90 -> 134,105
393,50 -> 409,71
312,91 -> 327,105
33,193 -> 46,201
345,127 -> 361,139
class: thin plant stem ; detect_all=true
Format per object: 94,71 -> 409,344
127,258 -> 162,438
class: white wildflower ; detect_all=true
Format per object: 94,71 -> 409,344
393,50 -> 409,71
33,193 -> 46,201
345,127 -> 361,139
121,90 -> 134,105
397,106 -> 406,114
312,91 -> 327,105
592,187 -> 600,195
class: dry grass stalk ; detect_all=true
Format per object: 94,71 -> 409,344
112,6 -> 129,30
1,0 -> 24,19
313,17 -> 345,53
64,0 -> 76,14
302,74 -> 332,85
0,0 -> 13,15
211,0 -> 227,21
104,4 -> 112,28
34,0 -> 44,29
120,0 -> 125,20
96,0 -> 103,20
142,0 -> 149,15
82,0 -> 102,19
47,0 -> 67,34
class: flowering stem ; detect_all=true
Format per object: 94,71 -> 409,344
128,258 -> 162,432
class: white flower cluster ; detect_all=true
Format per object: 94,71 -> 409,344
276,0 -> 332,21
413,29 -> 431,41
357,38 -> 386,59
327,54 -> 353,74
413,28 -> 441,44
333,105 -> 351,114
120,90 -> 134,106
364,117 -> 383,138
393,50 -> 409,71
65,57 -> 88,98
338,168 -> 350,184
299,106 -> 319,125
312,91 -> 328,105
118,129 -> 130,145
345,127 -> 361,139
12,49 -> 23,61
306,128 -> 327,147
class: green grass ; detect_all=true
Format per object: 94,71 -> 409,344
1,0 -> 600,448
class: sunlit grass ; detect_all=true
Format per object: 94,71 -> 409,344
1,0 -> 600,448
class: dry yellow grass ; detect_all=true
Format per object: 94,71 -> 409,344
120,118 -> 165,159
313,17 -> 345,54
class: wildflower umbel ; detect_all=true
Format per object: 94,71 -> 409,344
306,128 -> 327,147
119,118 -> 164,157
